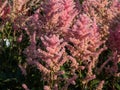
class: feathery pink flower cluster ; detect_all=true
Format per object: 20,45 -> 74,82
0,0 -> 10,20
82,0 -> 120,38
23,0 -> 105,89
16,0 -> 119,90
66,14 -> 102,60
1,0 -> 118,90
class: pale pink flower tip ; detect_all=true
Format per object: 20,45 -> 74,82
22,83 -> 30,90
44,85 -> 51,90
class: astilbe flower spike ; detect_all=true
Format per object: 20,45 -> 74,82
65,14 -> 105,84
61,74 -> 78,90
100,25 -> 120,77
66,14 -> 102,61
104,51 -> 119,76
41,0 -> 78,34
23,0 -> 109,89
44,85 -> 51,90
96,80 -> 105,90
0,0 -> 10,20
22,83 -> 30,90
82,0 -> 120,38
37,34 -> 67,71
95,23 -> 120,77
24,34 -> 68,89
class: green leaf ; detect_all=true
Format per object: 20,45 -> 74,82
90,79 -> 100,87
115,83 -> 120,90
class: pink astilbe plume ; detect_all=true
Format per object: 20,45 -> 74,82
66,14 -> 102,61
37,34 -> 67,71
61,74 -> 78,90
22,83 -> 30,90
100,24 -> 120,77
41,0 -> 78,33
44,85 -> 51,90
0,0 -> 119,89
11,0 -> 29,17
96,80 -> 105,90
82,0 -> 120,38
0,0 -> 10,20
96,25 -> 120,76
24,34 -> 68,89
22,0 -> 109,89
105,51 -> 119,76
64,14 -> 105,84
10,0 -> 30,30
